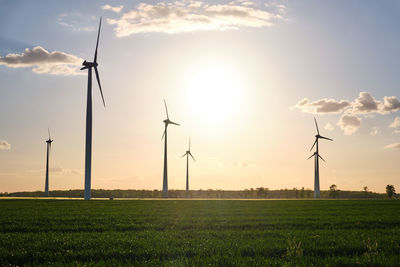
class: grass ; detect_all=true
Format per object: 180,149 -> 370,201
0,199 -> 399,266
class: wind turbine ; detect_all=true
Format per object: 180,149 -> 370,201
44,129 -> 53,197
162,100 -> 180,198
308,117 -> 333,199
181,138 -> 195,192
81,17 -> 106,200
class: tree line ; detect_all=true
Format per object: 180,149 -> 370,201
0,185 -> 396,199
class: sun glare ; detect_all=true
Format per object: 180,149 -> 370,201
186,66 -> 242,124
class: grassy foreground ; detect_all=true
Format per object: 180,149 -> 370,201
0,199 -> 399,266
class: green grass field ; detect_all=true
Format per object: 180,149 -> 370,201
0,199 -> 399,266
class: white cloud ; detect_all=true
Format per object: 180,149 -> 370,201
352,92 -> 381,114
337,115 -> 361,135
107,0 -> 285,36
324,123 -> 334,131
292,97 -> 350,114
385,143 -> 400,149
0,140 -> 11,150
0,46 -> 82,75
382,96 -> 400,113
389,117 -> 400,129
369,126 -> 380,136
102,4 -> 124,13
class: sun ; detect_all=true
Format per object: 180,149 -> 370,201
186,66 -> 242,124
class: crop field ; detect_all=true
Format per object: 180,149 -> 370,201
0,199 -> 400,266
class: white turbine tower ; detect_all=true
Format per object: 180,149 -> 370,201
81,17 -> 106,200
181,138 -> 195,192
308,117 -> 333,198
44,129 -> 53,197
162,100 -> 180,198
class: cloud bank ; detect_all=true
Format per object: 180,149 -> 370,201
0,46 -> 82,75
293,92 -> 400,135
107,0 -> 285,36
0,140 -> 11,150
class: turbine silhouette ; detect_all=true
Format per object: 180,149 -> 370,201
44,129 -> 53,197
81,17 -> 105,200
308,117 -> 332,198
181,138 -> 195,192
162,100 -> 179,198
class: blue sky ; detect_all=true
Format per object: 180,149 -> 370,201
1,0 -> 400,193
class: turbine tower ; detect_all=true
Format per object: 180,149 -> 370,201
44,129 -> 53,197
181,138 -> 195,191
162,100 -> 180,198
81,17 -> 106,200
308,117 -> 333,199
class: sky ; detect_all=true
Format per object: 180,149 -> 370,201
0,0 -> 400,193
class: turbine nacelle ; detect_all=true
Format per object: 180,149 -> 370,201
163,119 -> 180,126
80,60 -> 98,70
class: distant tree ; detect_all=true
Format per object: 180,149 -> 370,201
386,185 -> 396,199
293,188 -> 299,199
329,184 -> 338,198
300,187 -> 305,198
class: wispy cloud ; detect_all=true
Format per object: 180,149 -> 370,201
337,115 -> 361,135
107,0 -> 285,37
0,140 -> 11,150
389,117 -> 400,129
0,46 -> 82,75
369,126 -> 380,136
224,162 -> 257,167
385,143 -> 400,149
292,97 -> 350,114
102,4 -> 124,13
28,167 -> 81,175
324,123 -> 334,131
58,13 -> 96,32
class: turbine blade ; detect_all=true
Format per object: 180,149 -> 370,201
307,153 -> 315,160
310,139 -> 317,151
181,153 -> 187,158
49,142 -> 51,154
161,129 -> 166,140
319,136 -> 333,141
189,152 -> 195,162
94,67 -> 106,107
80,66 -> 89,70
314,117 -> 320,135
189,137 -> 191,150
164,99 -> 169,119
48,128 -> 51,140
318,155 -> 326,162
94,17 -> 102,63
169,121 -> 180,126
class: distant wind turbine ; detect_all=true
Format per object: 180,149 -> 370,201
181,138 -> 195,192
81,17 -> 106,200
308,117 -> 333,199
44,129 -> 53,197
162,100 -> 180,198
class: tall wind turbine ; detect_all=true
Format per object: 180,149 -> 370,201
162,100 -> 180,198
308,117 -> 333,199
81,17 -> 106,200
181,138 -> 195,192
44,129 -> 53,197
